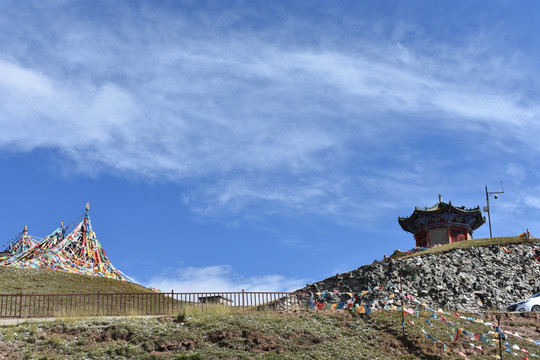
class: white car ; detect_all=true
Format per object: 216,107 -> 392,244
507,292 -> 540,312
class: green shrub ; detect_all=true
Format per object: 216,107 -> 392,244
174,354 -> 202,360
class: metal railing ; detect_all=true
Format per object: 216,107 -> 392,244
0,291 -> 310,318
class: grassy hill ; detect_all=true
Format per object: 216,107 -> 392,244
0,308 -> 537,359
0,266 -> 151,294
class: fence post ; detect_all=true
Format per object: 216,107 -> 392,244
400,271 -> 406,336
97,292 -> 100,316
171,290 -> 174,314
497,312 -> 503,360
242,289 -> 245,311
18,292 -> 23,319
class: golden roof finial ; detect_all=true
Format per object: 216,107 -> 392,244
86,203 -> 90,212
61,221 -> 64,228
24,225 -> 28,233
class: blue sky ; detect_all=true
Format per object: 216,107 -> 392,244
1,0 -> 539,292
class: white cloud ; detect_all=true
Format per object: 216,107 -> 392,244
1,5 -> 539,222
0,59 -> 53,95
146,265 -> 306,293
523,196 -> 540,210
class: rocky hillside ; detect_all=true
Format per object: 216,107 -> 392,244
302,239 -> 540,312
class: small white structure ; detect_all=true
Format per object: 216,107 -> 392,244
198,295 -> 233,305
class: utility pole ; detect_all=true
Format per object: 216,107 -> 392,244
484,181 -> 504,238
484,181 -> 505,357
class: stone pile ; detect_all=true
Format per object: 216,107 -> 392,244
300,242 -> 540,312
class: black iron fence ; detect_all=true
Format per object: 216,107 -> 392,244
0,291 -> 310,318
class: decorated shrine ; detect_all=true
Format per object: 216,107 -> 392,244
0,204 -> 136,283
398,195 -> 485,247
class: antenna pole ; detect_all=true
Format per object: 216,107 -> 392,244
485,182 -> 504,238
485,185 -> 491,237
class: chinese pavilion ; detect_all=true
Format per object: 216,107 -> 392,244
398,195 -> 485,247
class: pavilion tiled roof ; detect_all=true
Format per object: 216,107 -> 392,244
398,200 -> 485,234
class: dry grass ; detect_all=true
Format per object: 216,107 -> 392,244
401,236 -> 539,259
0,265 -> 151,295
0,308 -> 535,359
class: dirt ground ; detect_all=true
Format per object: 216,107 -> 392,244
484,312 -> 540,339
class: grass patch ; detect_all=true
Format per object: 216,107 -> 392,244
0,265 -> 151,295
1,309 -> 535,359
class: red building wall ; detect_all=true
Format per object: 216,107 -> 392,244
414,226 -> 470,247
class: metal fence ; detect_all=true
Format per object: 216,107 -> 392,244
0,291 -> 311,318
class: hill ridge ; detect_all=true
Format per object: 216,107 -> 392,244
302,238 -> 540,312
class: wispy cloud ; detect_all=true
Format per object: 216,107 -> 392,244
0,59 -> 53,94
0,3 -> 538,223
146,265 -> 306,292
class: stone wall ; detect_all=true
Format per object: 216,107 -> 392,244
300,242 -> 540,312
